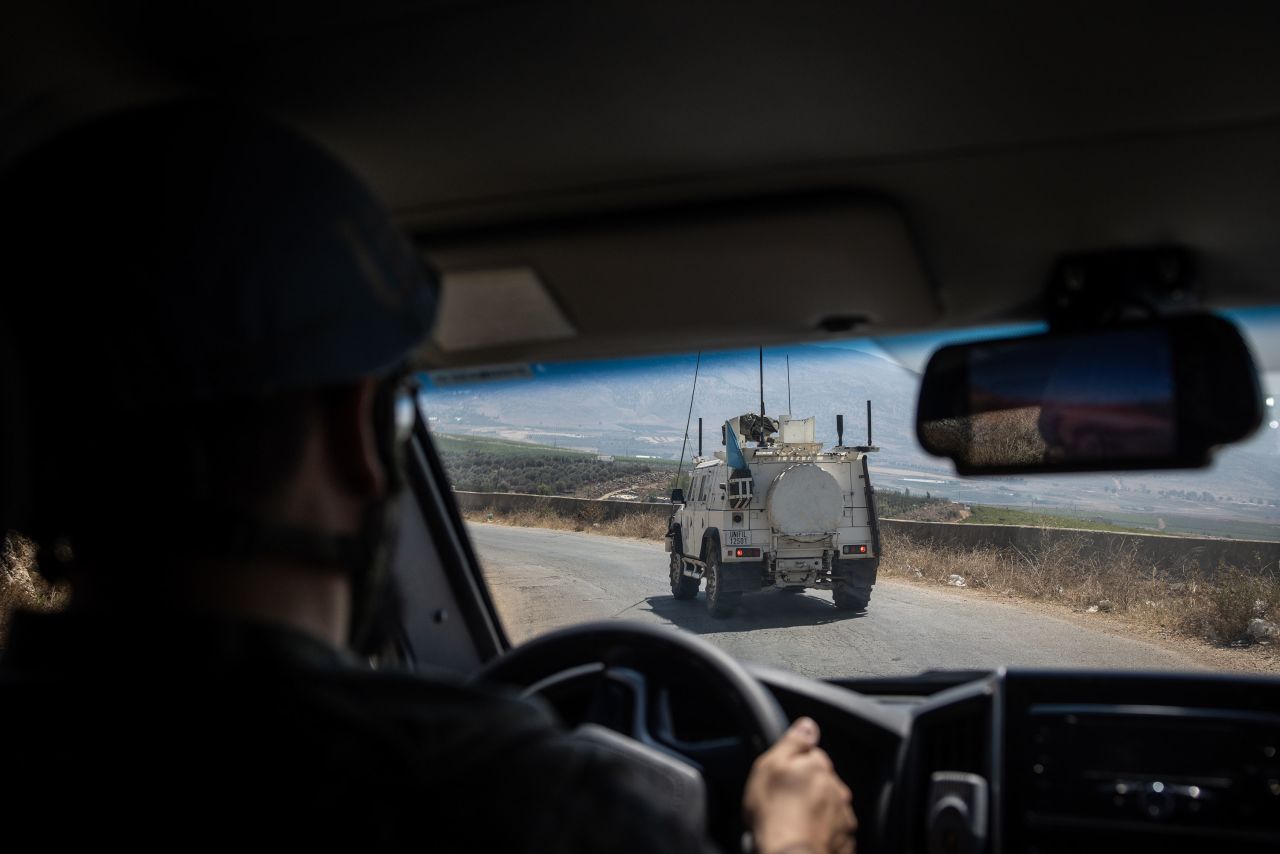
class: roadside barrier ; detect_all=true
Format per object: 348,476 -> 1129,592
454,491 -> 1280,572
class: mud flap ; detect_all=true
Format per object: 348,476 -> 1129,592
717,561 -> 765,593
835,557 -> 879,584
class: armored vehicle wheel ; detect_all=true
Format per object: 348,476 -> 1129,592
704,549 -> 741,618
833,561 -> 876,611
670,552 -> 699,600
833,581 -> 871,610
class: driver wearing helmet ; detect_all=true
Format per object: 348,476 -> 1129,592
0,103 -> 856,853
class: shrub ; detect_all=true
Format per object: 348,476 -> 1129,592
1,533 -> 69,646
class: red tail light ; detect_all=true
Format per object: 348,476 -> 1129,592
735,547 -> 761,558
842,544 -> 869,555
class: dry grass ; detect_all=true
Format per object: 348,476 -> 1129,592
464,506 -> 670,541
880,528 -> 1280,648
1,533 -> 69,646
920,407 -> 1048,467
969,407 -> 1048,467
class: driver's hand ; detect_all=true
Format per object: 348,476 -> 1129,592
743,717 -> 856,854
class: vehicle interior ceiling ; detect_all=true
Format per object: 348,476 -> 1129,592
7,3 -> 1280,369
8,6 -> 1280,852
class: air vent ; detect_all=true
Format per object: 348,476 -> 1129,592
918,706 -> 989,776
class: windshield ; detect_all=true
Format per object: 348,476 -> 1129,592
423,314 -> 1280,679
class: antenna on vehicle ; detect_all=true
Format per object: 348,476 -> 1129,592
836,413 -> 844,447
759,347 -> 765,420
786,354 -> 792,415
673,351 -> 702,494
853,400 -> 880,453
697,417 -> 703,458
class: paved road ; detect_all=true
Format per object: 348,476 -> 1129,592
469,523 -> 1201,680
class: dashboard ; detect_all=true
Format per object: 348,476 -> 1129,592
756,667 -> 1280,854
531,660 -> 1280,853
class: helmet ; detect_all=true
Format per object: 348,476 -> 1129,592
2,99 -> 436,403
0,101 -> 437,637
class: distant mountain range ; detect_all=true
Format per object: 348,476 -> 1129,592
422,345 -> 933,465
421,343 -> 1280,521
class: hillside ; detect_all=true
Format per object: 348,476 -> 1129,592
423,345 -> 932,468
435,433 -> 678,500
433,432 -> 1276,540
420,341 -> 1280,538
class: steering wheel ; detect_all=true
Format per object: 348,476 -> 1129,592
475,621 -> 789,848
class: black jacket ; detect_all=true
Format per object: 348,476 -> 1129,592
0,610 -> 713,852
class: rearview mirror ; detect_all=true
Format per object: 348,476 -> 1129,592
916,315 -> 1263,474
670,488 -> 685,504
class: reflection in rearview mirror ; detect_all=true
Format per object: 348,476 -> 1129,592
917,316 -> 1263,475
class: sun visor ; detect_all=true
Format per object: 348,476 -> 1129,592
413,194 -> 937,368
433,267 -> 576,352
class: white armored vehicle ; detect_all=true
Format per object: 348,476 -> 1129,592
666,409 -> 881,617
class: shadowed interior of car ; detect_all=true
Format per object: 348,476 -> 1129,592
4,3 -> 1280,853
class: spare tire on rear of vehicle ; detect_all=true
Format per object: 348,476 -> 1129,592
765,463 -> 843,534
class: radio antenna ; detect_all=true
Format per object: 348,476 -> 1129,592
786,354 -> 792,415
674,351 -> 702,492
759,347 -> 765,420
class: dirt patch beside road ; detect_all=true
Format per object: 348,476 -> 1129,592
580,471 -> 673,501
